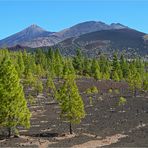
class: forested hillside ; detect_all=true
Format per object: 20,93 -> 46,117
0,48 -> 148,147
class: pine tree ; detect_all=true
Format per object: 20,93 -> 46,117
35,48 -> 44,65
91,59 -> 101,80
118,68 -> 123,80
46,75 -> 56,99
47,48 -> 54,60
23,51 -> 32,78
99,54 -> 110,74
135,58 -> 145,79
0,57 -> 31,137
112,53 -> 120,72
83,57 -> 91,76
102,71 -> 110,80
54,49 -> 63,80
22,50 -> 28,68
73,49 -> 84,75
143,79 -> 148,91
112,53 -> 123,80
63,58 -> 75,78
24,70 -> 36,89
47,48 -> 55,77
35,79 -> 43,95
127,70 -> 142,97
36,64 -> 45,78
94,68 -> 101,80
16,51 -> 25,78
112,71 -> 120,82
0,49 -> 9,63
56,75 -> 85,134
120,54 -> 129,79
28,54 -> 37,75
48,63 -> 55,78
46,75 -> 55,91
142,71 -> 148,91
99,55 -> 111,80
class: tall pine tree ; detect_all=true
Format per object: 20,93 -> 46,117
0,57 -> 31,137
56,75 -> 85,134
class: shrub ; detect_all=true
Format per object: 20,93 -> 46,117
108,89 -> 113,93
118,96 -> 127,106
91,86 -> 99,93
85,86 -> 99,94
114,89 -> 120,94
85,88 -> 92,94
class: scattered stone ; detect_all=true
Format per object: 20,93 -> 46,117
61,133 -> 66,137
14,135 -> 20,138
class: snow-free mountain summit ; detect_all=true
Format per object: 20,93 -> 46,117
0,21 -> 128,48
0,21 -> 147,56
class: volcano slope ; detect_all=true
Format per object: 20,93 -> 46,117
0,78 -> 148,147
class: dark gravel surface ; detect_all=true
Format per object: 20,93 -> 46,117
0,78 -> 148,147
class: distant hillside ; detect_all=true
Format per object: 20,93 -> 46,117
0,21 -> 147,57
52,28 -> 147,57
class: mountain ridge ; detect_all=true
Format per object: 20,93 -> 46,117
51,28 -> 147,57
0,21 -> 147,57
0,24 -> 53,47
0,21 -> 128,48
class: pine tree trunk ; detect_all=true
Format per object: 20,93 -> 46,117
52,91 -> 55,100
69,122 -> 72,134
8,127 -> 11,137
134,88 -> 137,97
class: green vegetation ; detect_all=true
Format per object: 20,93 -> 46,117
127,62 -> 143,97
46,74 -> 56,98
0,56 -> 31,137
114,89 -> 120,94
108,89 -> 113,93
0,48 -> 146,86
118,97 -> 127,106
86,86 -> 99,94
0,48 -> 147,136
56,75 -> 85,134
85,86 -> 99,106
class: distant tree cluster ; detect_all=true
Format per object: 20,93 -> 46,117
72,49 -> 147,95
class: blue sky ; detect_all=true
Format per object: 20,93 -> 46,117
0,0 -> 148,39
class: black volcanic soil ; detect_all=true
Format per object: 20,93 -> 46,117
0,78 -> 148,147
